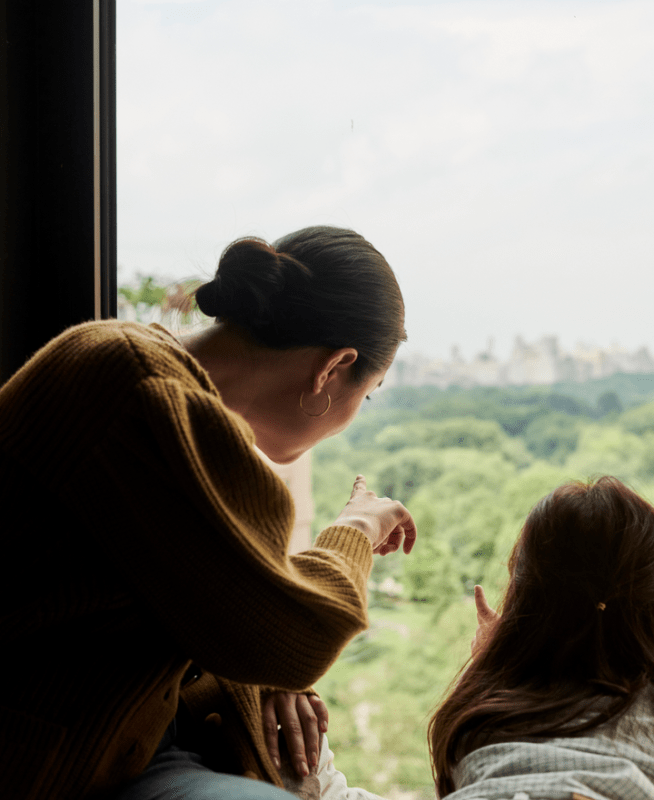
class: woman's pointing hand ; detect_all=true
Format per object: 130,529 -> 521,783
334,474 -> 417,556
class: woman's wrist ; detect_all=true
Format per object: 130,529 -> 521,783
313,526 -> 374,570
329,515 -> 375,544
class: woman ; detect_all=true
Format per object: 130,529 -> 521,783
429,476 -> 654,800
0,226 -> 416,800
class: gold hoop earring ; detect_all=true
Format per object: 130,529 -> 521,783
299,391 -> 331,417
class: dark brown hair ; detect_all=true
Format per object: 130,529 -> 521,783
194,226 -> 406,381
429,476 -> 654,797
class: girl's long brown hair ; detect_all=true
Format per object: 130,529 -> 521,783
429,476 -> 654,797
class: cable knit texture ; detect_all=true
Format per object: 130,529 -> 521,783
0,320 -> 373,800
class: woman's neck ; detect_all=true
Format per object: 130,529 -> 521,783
179,324 -> 267,417
178,324 -> 322,463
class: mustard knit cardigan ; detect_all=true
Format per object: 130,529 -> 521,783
0,321 -> 373,800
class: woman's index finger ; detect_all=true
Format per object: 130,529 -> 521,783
350,474 -> 367,498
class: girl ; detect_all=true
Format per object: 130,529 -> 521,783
429,476 -> 654,800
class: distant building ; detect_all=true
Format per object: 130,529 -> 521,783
386,335 -> 654,389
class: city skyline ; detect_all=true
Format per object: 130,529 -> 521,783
388,332 -> 654,389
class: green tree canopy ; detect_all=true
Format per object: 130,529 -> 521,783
620,400 -> 654,436
564,424 -> 648,484
374,417 -> 515,455
522,412 -> 580,463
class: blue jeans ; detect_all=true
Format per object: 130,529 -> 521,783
112,722 -> 296,800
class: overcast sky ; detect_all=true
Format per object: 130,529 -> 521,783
117,0 -> 654,361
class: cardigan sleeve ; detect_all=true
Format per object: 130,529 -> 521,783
66,373 -> 373,691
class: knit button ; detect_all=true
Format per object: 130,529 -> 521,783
205,712 -> 222,728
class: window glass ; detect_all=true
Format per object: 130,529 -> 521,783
117,4 -> 654,795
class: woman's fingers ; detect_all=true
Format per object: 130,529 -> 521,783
262,694 -> 282,771
307,694 -> 328,734
376,508 -> 418,556
400,512 -> 417,554
278,692 -> 311,776
263,692 -> 323,776
374,526 -> 403,555
293,694 -> 320,773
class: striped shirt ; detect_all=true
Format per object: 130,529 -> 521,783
449,687 -> 654,800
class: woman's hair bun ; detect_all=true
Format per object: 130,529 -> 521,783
194,238 -> 309,334
194,275 -> 222,317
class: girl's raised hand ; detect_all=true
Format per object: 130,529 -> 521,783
334,475 -> 417,556
471,584 -> 501,656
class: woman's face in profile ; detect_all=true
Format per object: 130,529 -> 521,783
323,367 -> 388,439
253,364 -> 389,465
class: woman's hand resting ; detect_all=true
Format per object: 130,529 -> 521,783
263,691 -> 328,777
471,584 -> 501,656
334,475 -> 417,555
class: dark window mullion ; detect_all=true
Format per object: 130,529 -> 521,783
0,1 -> 117,383
98,0 -> 117,321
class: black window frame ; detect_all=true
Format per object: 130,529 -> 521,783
0,1 -> 117,382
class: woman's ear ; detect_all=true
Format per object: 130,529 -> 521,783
312,348 -> 358,394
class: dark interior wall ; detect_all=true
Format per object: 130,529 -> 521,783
0,1 -> 116,383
